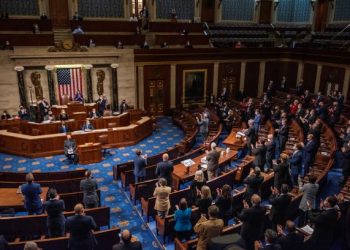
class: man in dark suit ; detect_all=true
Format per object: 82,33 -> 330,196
65,203 -> 97,250
252,139 -> 267,172
306,196 -> 338,250
80,170 -> 99,208
206,142 -> 220,180
269,184 -> 292,230
277,119 -> 288,154
44,188 -> 66,237
81,119 -> 95,131
239,194 -> 266,250
302,134 -> 317,176
244,119 -> 257,155
0,235 -> 8,250
244,167 -> 264,202
276,221 -> 304,250
255,229 -> 281,250
120,100 -> 129,114
89,108 -> 100,119
21,173 -> 43,215
155,153 -> 173,187
58,121 -> 70,133
289,143 -> 303,187
265,134 -> 276,171
340,141 -> 350,186
133,149 -> 147,183
96,95 -> 107,117
112,229 -> 142,250
64,134 -> 78,164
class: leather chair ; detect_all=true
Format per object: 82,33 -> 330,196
98,134 -> 113,156
61,94 -> 71,105
107,122 -> 117,128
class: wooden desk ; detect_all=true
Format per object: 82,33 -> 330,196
0,187 -> 48,211
223,128 -> 246,151
78,143 -> 102,165
0,116 -> 152,158
51,103 -> 97,117
172,149 -> 237,190
0,119 -> 21,131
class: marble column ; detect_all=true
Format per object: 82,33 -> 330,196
111,64 -> 119,111
14,66 -> 27,107
45,65 -> 56,105
84,65 -> 93,103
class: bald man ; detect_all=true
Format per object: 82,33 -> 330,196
65,203 -> 97,250
155,153 -> 173,187
112,229 -> 142,250
64,134 -> 77,164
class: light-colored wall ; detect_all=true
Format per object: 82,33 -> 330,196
0,47 -> 136,115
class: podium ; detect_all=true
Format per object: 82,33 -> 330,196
78,143 -> 102,165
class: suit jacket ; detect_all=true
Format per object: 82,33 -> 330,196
277,232 -> 304,250
119,103 -> 129,114
244,174 -> 264,199
273,162 -> 291,189
269,193 -> 291,224
278,125 -> 289,146
44,199 -> 65,226
299,183 -> 319,211
97,99 -> 107,113
112,241 -> 143,250
239,205 -> 266,241
153,185 -> 171,211
89,111 -> 99,118
59,125 -> 70,133
193,216 -> 224,250
258,244 -> 281,250
155,161 -> 174,186
308,208 -> 338,250
289,150 -> 303,175
21,182 -> 42,211
252,145 -> 267,167
198,118 -> 209,134
134,155 -> 147,177
0,235 -> 8,250
206,149 -> 220,172
65,214 -> 97,250
244,127 -> 256,147
266,141 -> 276,163
80,178 -> 99,205
81,123 -> 95,131
64,139 -> 77,155
303,140 -> 317,163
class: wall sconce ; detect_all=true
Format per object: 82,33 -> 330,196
255,0 -> 260,9
310,0 -> 317,10
274,0 -> 280,10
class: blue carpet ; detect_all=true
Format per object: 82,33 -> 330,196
0,117 -> 184,250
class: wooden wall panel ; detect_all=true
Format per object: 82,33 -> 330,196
303,63 -> 318,92
143,65 -> 171,115
175,64 -> 214,108
201,0 -> 215,23
259,0 -> 272,24
244,62 -> 260,98
49,0 -> 69,28
320,66 -> 345,95
218,63 -> 241,100
264,61 -> 298,91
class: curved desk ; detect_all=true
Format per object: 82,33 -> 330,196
0,116 -> 152,158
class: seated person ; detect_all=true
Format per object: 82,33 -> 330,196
64,134 -> 77,164
43,110 -> 55,122
184,40 -> 193,49
72,25 -> 84,35
1,110 -> 11,120
18,105 -> 29,120
59,109 -> 69,121
141,41 -> 149,49
81,119 -> 94,131
89,108 -> 100,119
59,121 -> 70,133
73,90 -> 84,102
120,100 -> 129,114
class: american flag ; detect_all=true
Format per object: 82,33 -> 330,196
57,68 -> 83,104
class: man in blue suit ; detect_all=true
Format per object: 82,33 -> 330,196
81,119 -> 95,131
133,149 -> 147,183
302,134 -> 318,176
65,203 -> 97,250
277,119 -> 289,154
58,121 -> 70,133
96,95 -> 107,117
43,188 -> 65,237
253,109 -> 261,134
289,143 -> 303,187
21,173 -> 42,215
155,153 -> 174,187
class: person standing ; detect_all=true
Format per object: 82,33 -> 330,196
174,198 -> 192,241
244,168 -> 264,203
265,134 -> 276,171
252,139 -> 267,172
206,142 -> 220,180
80,170 -> 99,208
133,149 -> 147,183
244,119 -> 257,155
64,134 -> 77,164
155,153 -> 174,187
21,173 -> 43,215
289,143 -> 303,187
65,203 -> 97,250
269,184 -> 291,230
276,221 -> 304,250
112,229 -> 142,250
302,134 -> 317,176
153,178 -> 171,218
193,205 -> 224,250
273,153 -> 292,190
298,175 -> 319,227
44,188 -> 66,237
196,113 -> 209,144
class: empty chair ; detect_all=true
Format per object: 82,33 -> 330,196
61,94 -> 71,105
98,134 -> 113,156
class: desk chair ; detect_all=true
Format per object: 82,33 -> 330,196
61,94 -> 71,105
98,134 -> 113,156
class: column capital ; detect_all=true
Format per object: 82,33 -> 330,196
14,66 -> 24,72
111,63 -> 119,69
84,64 -> 93,70
45,65 -> 54,71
